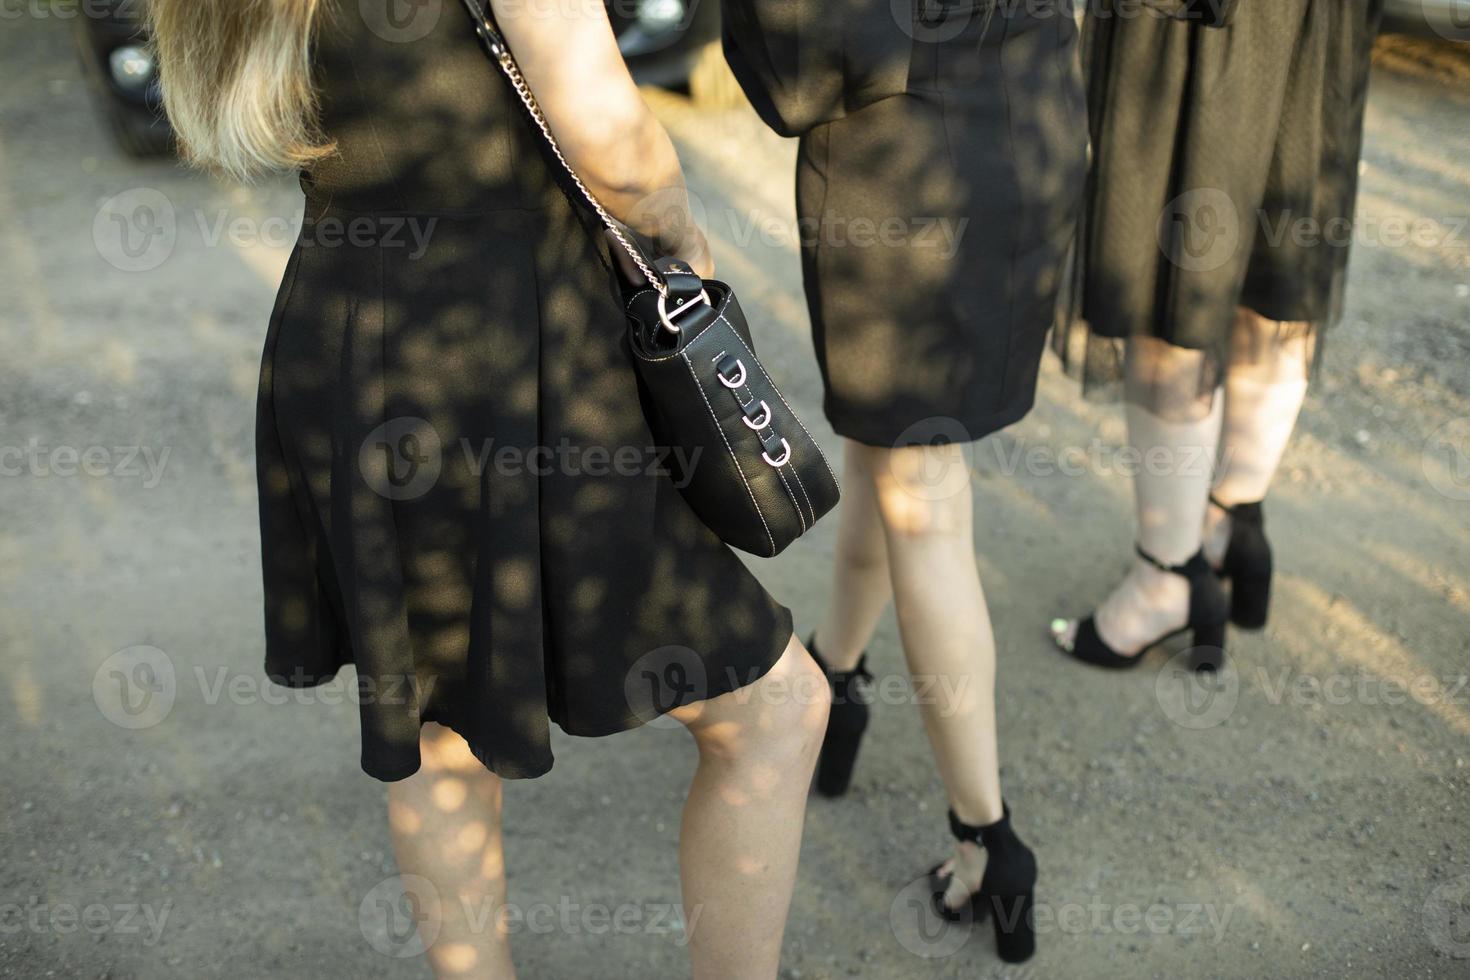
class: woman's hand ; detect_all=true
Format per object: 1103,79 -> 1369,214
673,226 -> 715,281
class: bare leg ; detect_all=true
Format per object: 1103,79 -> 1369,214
856,441 -> 1004,828
387,723 -> 515,979
1204,308 -> 1313,562
1052,335 -> 1222,655
812,440 -> 893,670
669,636 -> 829,980
807,441 -> 1001,907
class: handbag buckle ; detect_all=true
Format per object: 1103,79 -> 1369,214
762,438 -> 792,468
741,399 -> 772,431
657,290 -> 712,336
716,358 -> 748,389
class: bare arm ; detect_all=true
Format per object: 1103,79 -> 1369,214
487,0 -> 710,276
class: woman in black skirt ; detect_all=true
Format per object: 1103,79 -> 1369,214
151,1 -> 829,975
1050,0 -> 1384,667
726,0 -> 1086,961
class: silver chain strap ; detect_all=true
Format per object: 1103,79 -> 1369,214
460,0 -> 669,297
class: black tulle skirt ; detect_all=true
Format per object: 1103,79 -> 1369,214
1055,0 -> 1385,395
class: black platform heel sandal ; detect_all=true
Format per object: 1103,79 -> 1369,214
807,635 -> 873,798
1053,546 -> 1230,673
1210,496 -> 1272,630
927,805 -> 1037,963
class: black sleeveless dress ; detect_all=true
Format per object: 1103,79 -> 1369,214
793,4 -> 1086,445
255,2 -> 792,781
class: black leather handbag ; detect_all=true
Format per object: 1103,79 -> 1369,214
459,0 -> 840,557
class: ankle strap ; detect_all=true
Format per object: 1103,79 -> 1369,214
1210,495 -> 1264,526
807,641 -> 871,682
948,805 -> 1012,847
1210,494 -> 1264,515
1135,545 -> 1213,581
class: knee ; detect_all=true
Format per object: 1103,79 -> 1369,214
692,641 -> 829,768
836,523 -> 888,571
861,443 -> 973,540
872,476 -> 971,543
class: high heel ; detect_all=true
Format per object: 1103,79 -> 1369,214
1211,496 -> 1272,630
807,635 -> 873,798
1052,546 -> 1230,672
927,804 -> 1037,963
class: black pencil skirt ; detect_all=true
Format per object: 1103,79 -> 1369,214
795,5 -> 1086,447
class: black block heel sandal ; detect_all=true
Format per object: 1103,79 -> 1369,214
1211,496 -> 1272,630
1054,546 -> 1230,673
807,636 -> 873,798
927,805 -> 1037,963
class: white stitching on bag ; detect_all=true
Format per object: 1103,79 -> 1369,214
722,316 -> 840,491
734,376 -> 811,530
682,350 -> 776,556
773,463 -> 806,534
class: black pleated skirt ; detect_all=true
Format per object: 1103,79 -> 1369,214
256,195 -> 793,781
795,5 -> 1087,446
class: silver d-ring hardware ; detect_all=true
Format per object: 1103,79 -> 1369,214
657,289 -> 712,336
717,359 -> 747,389
742,400 -> 772,431
762,438 -> 792,468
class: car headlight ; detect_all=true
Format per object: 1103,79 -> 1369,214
636,0 -> 686,33
109,45 -> 156,92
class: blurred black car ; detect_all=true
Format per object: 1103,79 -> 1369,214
73,0 -> 726,160
612,0 -> 722,88
72,0 -> 171,157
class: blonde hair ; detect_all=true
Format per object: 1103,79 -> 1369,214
148,0 -> 332,180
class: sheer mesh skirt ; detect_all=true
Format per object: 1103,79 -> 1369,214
1052,0 -> 1385,416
